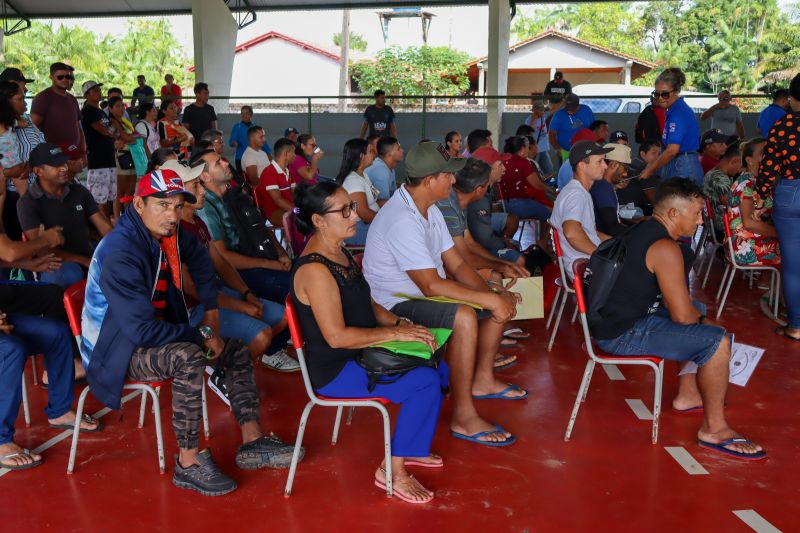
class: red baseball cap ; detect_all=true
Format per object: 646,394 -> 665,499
136,168 -> 197,203
570,128 -> 601,146
58,143 -> 85,159
472,146 -> 512,166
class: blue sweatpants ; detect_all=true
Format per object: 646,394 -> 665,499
316,360 -> 449,458
0,314 -> 75,444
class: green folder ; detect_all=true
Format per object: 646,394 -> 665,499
371,328 -> 453,360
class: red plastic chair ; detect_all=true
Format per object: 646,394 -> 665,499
546,226 -> 577,351
281,209 -> 309,257
715,211 -> 781,320
564,259 -> 665,444
65,280 -> 210,474
283,296 -> 393,498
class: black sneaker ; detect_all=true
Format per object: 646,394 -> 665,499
235,433 -> 304,470
172,449 -> 238,496
205,365 -> 231,408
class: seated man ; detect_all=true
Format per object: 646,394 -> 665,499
556,128 -> 601,190
364,142 -> 525,448
168,160 -> 297,373
703,142 -> 742,232
591,178 -> 765,460
17,143 -> 112,288
550,141 -> 613,279
81,168 -> 300,496
700,128 -> 728,175
590,143 -> 632,237
241,126 -> 271,187
195,148 -> 293,305
1,222 -> 102,470
257,138 -> 296,227
618,139 -> 661,214
366,136 -> 403,204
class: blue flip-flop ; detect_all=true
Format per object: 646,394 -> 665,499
473,383 -> 528,400
451,424 -> 517,447
698,438 -> 768,461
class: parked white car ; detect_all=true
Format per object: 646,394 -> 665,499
572,84 -> 718,114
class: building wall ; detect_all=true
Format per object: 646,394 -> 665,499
507,37 -> 626,69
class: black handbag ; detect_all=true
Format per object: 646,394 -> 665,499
356,345 -> 443,392
117,150 -> 134,170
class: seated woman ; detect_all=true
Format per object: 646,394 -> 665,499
289,134 -> 323,186
728,138 -> 780,266
337,138 -> 378,246
291,181 -> 448,504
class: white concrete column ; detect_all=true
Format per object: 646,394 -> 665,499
624,61 -> 633,85
192,0 -> 238,113
486,0 -> 511,147
477,63 -> 486,96
550,67 -> 557,80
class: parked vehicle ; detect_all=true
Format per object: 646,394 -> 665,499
572,84 -> 717,114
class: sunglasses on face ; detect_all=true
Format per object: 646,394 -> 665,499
323,201 -> 358,218
55,74 -> 75,81
651,90 -> 675,100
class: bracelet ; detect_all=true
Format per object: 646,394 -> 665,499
242,289 -> 252,299
395,317 -> 412,326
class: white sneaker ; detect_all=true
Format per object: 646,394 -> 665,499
260,349 -> 300,373
205,365 -> 231,408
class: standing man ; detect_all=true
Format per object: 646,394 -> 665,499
30,62 -> 87,179
549,94 -> 596,164
359,90 -> 397,139
182,83 -> 217,149
130,75 -> 155,111
365,136 -> 403,203
524,101 -> 553,175
543,71 -> 572,112
284,127 -> 299,144
80,80 -> 119,219
757,89 -> 789,136
160,74 -> 183,112
701,89 -> 745,139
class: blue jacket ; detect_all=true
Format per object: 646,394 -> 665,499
80,207 -> 218,409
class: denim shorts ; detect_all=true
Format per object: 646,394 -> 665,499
505,198 -> 552,222
498,248 -> 523,262
190,287 -> 285,343
491,212 -> 509,234
595,301 -> 724,368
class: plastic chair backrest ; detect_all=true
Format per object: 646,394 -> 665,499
551,226 -> 564,258
722,210 -> 733,240
551,226 -> 571,287
284,296 -> 320,401
353,252 -> 364,269
63,279 -> 87,338
282,209 -> 309,257
703,198 -> 722,245
571,259 -> 589,315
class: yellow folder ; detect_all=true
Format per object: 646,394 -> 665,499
503,276 -> 544,320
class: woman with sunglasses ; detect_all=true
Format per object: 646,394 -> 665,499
638,68 -> 703,186
291,181 -> 447,504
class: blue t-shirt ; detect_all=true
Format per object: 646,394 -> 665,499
549,105 -> 595,151
589,179 -> 620,235
662,97 -> 700,153
365,157 -> 396,200
757,103 -> 787,136
557,160 -> 574,190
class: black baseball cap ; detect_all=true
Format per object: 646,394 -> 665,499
701,129 -> 727,145
569,141 -> 614,168
30,143 -> 70,168
554,71 -> 564,79
610,130 -> 628,143
49,62 -> 75,74
284,127 -> 299,136
0,67 -> 33,84
564,93 -> 580,110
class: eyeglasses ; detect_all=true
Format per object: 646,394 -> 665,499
55,74 -> 75,81
651,90 -> 675,100
323,201 -> 357,218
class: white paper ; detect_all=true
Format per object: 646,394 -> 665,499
678,338 -> 764,387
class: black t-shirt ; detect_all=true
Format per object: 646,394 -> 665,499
81,104 -> 116,169
363,105 -> 395,137
16,181 -> 100,258
543,80 -> 572,103
182,103 -> 217,143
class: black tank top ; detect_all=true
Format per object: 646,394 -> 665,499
290,249 -> 378,389
591,218 -> 693,340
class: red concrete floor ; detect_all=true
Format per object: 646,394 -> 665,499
2,262 -> 798,533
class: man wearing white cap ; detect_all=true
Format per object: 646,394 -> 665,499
590,143 -> 633,236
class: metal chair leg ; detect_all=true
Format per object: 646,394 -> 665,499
772,271 -> 781,319
564,360 -> 594,441
201,377 -> 210,440
67,386 -> 92,473
379,405 -> 393,498
284,401 -> 314,497
702,245 -> 717,288
652,361 -> 664,444
716,265 -> 736,319
138,390 -> 148,428
346,406 -> 355,425
716,264 -> 731,302
570,302 -> 578,324
332,406 -> 343,445
31,356 -> 38,386
145,387 -> 166,473
581,360 -> 595,403
21,374 -> 30,427
546,286 -> 562,330
547,289 -> 568,352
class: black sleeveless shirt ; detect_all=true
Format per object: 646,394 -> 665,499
591,219 -> 693,340
290,249 -> 378,389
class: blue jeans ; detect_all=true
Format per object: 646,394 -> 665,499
491,213 -> 509,234
537,150 -> 554,176
505,198 -> 552,221
498,248 -> 523,262
0,314 -> 75,444
345,220 -> 370,246
39,262 -> 84,289
773,179 -> 800,329
663,153 -> 703,186
238,267 -> 291,304
596,301 -> 724,367
317,360 -> 449,457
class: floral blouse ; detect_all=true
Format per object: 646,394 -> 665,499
728,171 -> 780,266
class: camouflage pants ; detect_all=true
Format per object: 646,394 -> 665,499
128,338 -> 260,450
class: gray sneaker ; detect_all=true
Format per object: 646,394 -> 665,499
172,449 -> 237,496
260,349 -> 300,373
235,433 -> 304,470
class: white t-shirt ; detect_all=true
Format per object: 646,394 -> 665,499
364,185 -> 455,310
242,146 -> 270,178
342,170 -> 381,213
549,178 -> 601,279
135,120 -> 160,154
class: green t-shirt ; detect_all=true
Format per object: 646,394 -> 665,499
197,187 -> 239,249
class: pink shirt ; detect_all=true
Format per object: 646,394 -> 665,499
288,154 -> 318,185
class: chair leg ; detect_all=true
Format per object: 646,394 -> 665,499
581,361 -> 596,403
716,266 -> 736,319
652,361 -> 664,444
201,376 -> 210,440
379,405 -> 393,498
145,387 -> 166,473
332,406 -> 343,445
570,301 -> 578,324
547,289 -> 568,352
702,245 -> 716,288
284,401 -> 314,497
21,374 -> 30,427
546,286 -> 562,330
138,390 -> 148,428
31,355 -> 38,386
346,406 -> 355,426
716,264 -> 731,302
772,271 -> 781,319
67,386 -> 92,473
564,360 -> 595,441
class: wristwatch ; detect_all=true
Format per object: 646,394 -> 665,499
198,325 -> 214,341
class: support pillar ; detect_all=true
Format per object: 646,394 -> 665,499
486,0 -> 511,148
624,61 -> 633,85
192,0 -> 238,113
477,63 -> 486,97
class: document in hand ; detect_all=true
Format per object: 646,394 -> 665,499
502,276 -> 544,320
372,328 -> 453,360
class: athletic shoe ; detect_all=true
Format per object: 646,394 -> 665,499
205,366 -> 231,408
172,449 -> 237,496
260,349 -> 300,373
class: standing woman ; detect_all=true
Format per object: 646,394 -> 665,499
757,73 -> 800,341
638,68 -> 703,186
107,96 -> 145,216
444,131 -> 461,158
7,81 -> 45,196
134,103 -> 160,159
289,134 -> 323,186
157,100 -> 190,160
0,81 -> 28,239
336,138 -> 378,246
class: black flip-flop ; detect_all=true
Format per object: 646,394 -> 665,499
49,414 -> 104,433
0,448 -> 43,470
774,327 -> 800,342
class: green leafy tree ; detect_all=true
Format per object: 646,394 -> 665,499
352,45 -> 471,96
332,32 -> 368,52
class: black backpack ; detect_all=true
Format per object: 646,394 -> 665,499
220,182 -> 279,260
522,244 -> 553,276
585,232 -> 629,326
